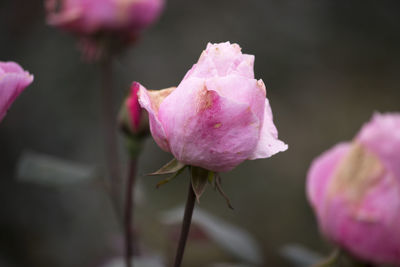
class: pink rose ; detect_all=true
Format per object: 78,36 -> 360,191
138,42 -> 287,172
46,0 -> 164,41
0,62 -> 33,122
307,113 -> 400,265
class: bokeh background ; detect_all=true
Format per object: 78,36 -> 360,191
1,1 -> 399,266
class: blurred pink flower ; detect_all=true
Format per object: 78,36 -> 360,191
0,62 -> 33,122
138,42 -> 287,172
46,0 -> 164,38
307,113 -> 400,265
46,0 -> 165,59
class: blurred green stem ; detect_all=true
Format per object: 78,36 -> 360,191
101,55 -> 122,219
124,157 -> 137,267
173,178 -> 196,267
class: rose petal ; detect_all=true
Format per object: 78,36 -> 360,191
158,77 -> 260,172
232,54 -> 255,78
0,62 -> 26,73
306,143 -> 351,211
356,113 -> 400,179
205,75 -> 265,121
0,65 -> 33,121
137,83 -> 174,152
248,99 -> 288,160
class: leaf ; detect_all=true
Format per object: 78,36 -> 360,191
16,151 -> 97,186
156,166 -> 186,188
280,244 -> 323,267
190,167 -> 209,203
148,158 -> 186,176
215,174 -> 234,210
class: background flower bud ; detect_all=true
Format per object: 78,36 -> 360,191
0,61 -> 33,122
138,42 -> 287,172
119,82 -> 150,138
306,113 -> 400,265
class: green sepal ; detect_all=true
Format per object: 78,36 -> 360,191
156,166 -> 187,188
149,158 -> 186,176
215,173 -> 234,210
191,167 -> 209,203
207,171 -> 215,184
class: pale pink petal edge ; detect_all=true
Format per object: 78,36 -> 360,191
137,84 -> 170,152
248,99 -> 288,160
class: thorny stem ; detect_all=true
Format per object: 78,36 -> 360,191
100,55 -> 122,220
173,179 -> 196,267
124,158 -> 138,267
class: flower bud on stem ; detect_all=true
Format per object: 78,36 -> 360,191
119,82 -> 149,267
173,178 -> 196,267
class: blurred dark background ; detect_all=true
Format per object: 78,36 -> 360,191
1,1 -> 399,266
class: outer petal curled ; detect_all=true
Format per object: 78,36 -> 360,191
137,83 -> 175,152
248,99 -> 288,160
0,62 -> 33,122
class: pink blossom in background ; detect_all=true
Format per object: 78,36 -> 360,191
307,113 -> 400,265
46,0 -> 165,41
0,62 -> 33,122
138,42 -> 287,172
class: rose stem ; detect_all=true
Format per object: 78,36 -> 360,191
173,180 -> 196,267
124,157 -> 138,267
100,54 -> 122,219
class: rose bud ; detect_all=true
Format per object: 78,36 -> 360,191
119,82 -> 150,138
138,42 -> 287,172
0,61 -> 33,122
45,0 -> 165,58
307,113 -> 400,265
